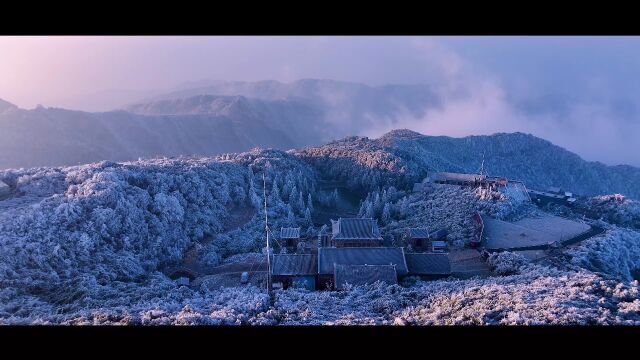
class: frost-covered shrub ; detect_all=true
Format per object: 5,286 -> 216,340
487,251 -> 529,275
567,227 -> 640,282
201,245 -> 220,268
270,265 -> 640,325
574,194 -> 640,229
0,149 -> 320,323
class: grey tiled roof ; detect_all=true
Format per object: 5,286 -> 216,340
405,253 -> 451,275
280,227 -> 301,239
431,240 -> 447,248
272,254 -> 317,276
407,228 -> 430,239
331,218 -> 382,241
318,247 -> 408,275
334,264 -> 398,290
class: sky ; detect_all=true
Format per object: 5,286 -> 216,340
0,36 -> 639,166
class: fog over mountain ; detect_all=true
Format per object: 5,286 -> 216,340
130,78 -> 640,167
1,86 -> 639,199
0,95 -> 323,169
3,36 -> 639,166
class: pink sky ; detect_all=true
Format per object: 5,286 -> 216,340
1,36 -> 639,166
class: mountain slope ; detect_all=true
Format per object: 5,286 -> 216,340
1,146 -> 639,324
0,96 -> 322,169
137,79 -> 442,138
295,129 -> 640,199
0,98 -> 17,113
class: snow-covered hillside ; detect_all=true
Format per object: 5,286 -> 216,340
0,149 -> 320,324
1,143 -> 640,324
296,130 -> 640,199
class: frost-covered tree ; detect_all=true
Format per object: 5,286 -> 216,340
295,191 -> 305,215
307,193 -> 314,213
381,203 -> 391,224
248,178 -> 262,209
288,184 -> 297,204
398,196 -> 409,218
286,204 -> 296,225
365,201 -> 375,218
270,180 -> 282,205
304,207 -> 313,226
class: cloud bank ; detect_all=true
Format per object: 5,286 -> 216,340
0,36 -> 638,166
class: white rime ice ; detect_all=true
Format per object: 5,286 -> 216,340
1,140 -> 640,324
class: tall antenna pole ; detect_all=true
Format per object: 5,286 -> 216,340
262,173 -> 271,293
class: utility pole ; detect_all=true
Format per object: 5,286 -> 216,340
262,173 -> 272,293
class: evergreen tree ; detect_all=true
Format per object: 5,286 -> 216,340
399,196 -> 409,218
365,201 -> 374,218
286,204 -> 296,225
358,200 -> 367,217
382,203 -> 391,224
304,207 -> 313,226
248,178 -> 262,209
296,191 -> 305,214
270,180 -> 282,205
373,192 -> 382,216
288,184 -> 297,203
307,193 -> 314,213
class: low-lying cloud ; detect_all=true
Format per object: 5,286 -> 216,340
359,38 -> 640,167
1,36 -> 638,166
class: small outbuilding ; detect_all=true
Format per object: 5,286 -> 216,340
405,227 -> 448,252
431,240 -> 448,253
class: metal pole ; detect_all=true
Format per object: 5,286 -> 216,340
263,173 -> 271,292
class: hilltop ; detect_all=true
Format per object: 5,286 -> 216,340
296,129 -> 640,199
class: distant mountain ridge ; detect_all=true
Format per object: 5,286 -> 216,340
0,96 -> 322,169
0,98 -> 17,113
135,79 -> 442,138
1,78 -> 639,199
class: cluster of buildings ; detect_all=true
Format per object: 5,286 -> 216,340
265,168 -> 586,291
415,171 -> 577,208
528,187 -> 577,206
424,172 -> 508,188
271,218 -> 451,291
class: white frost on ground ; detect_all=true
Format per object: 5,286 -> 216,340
1,149 -> 640,325
567,227 -> 640,282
